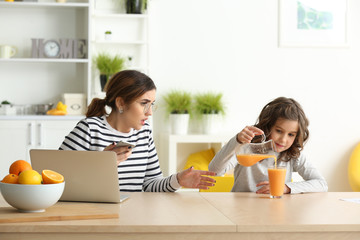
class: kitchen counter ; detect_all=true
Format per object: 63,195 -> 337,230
0,115 -> 85,120
1,192 -> 360,240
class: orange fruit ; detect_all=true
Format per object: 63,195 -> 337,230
42,170 -> 64,184
18,170 -> 42,185
1,174 -> 19,184
9,160 -> 32,176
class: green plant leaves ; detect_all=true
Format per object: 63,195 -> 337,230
194,92 -> 225,115
163,90 -> 192,115
94,53 -> 125,77
163,90 -> 226,117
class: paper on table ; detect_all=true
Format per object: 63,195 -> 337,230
340,198 -> 360,204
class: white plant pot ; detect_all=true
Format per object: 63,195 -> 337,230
170,114 -> 189,135
104,34 -> 112,41
202,114 -> 220,135
0,105 -> 16,116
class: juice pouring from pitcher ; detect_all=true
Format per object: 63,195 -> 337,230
236,133 -> 278,167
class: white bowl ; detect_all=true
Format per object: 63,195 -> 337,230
0,182 -> 65,213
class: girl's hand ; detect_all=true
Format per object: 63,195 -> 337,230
177,167 -> 216,190
237,126 -> 264,144
104,142 -> 132,165
255,181 -> 270,194
255,181 -> 291,194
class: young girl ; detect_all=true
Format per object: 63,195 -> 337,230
60,70 -> 215,192
209,97 -> 328,194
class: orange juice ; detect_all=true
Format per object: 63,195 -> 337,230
268,167 -> 286,198
236,154 -> 276,167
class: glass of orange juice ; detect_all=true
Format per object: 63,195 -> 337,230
235,138 -> 277,167
268,166 -> 286,198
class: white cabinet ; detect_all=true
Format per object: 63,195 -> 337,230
0,1 -> 150,179
0,118 -> 80,179
0,121 -> 30,177
159,134 -> 233,176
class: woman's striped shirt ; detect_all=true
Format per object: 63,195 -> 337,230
59,116 -> 180,192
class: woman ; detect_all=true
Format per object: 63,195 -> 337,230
60,70 -> 215,192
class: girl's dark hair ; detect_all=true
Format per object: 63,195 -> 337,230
86,70 -> 156,117
253,97 -> 309,161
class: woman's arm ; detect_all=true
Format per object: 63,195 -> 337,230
142,136 -> 216,192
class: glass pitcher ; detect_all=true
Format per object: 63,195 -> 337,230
235,134 -> 277,167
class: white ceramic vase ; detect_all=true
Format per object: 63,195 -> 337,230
202,114 -> 220,135
170,114 -> 189,135
104,33 -> 112,41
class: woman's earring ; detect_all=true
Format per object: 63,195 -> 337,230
119,108 -> 124,114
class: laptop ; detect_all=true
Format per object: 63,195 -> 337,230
30,149 -> 129,203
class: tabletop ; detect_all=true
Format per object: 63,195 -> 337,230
200,191 -> 360,232
1,191 -> 360,240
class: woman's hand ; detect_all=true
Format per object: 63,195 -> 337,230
255,181 -> 291,194
177,167 -> 216,190
104,142 -> 132,165
237,126 -> 264,144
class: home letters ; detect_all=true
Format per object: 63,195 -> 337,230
31,38 -> 88,59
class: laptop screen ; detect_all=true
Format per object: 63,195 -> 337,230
30,149 -> 125,203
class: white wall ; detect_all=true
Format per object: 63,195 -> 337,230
148,0 -> 360,191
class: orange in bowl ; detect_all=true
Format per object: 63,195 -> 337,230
1,174 -> 19,184
42,170 -> 64,184
9,160 -> 32,176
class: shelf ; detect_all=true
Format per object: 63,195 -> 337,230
92,40 -> 146,45
159,134 -> 234,176
92,13 -> 148,19
169,134 -> 233,143
0,58 -> 89,63
0,2 -> 89,9
0,115 -> 85,121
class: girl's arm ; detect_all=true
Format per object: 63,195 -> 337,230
208,135 -> 239,176
287,153 -> 328,193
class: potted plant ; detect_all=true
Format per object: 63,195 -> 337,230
94,53 -> 125,91
0,100 -> 16,115
104,30 -> 112,41
126,0 -> 147,14
163,90 -> 192,135
194,92 -> 225,134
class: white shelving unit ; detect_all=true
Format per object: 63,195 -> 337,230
89,0 -> 149,98
0,1 -> 90,174
0,0 -> 149,104
159,134 -> 233,177
0,0 -> 150,175
0,0 -> 90,106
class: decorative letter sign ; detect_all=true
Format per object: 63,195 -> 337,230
31,38 -> 88,59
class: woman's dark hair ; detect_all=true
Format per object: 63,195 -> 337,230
86,70 -> 156,117
253,97 -> 309,161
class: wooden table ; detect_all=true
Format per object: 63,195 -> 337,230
201,192 -> 360,239
0,192 -> 359,240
